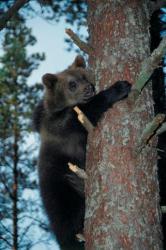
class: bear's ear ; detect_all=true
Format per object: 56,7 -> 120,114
72,55 -> 86,68
42,73 -> 57,89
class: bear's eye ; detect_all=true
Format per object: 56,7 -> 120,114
69,81 -> 77,91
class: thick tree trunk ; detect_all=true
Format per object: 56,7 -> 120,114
85,1 -> 163,249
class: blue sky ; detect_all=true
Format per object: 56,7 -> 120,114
27,16 -> 78,86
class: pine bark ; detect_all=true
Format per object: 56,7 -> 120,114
85,1 -> 163,249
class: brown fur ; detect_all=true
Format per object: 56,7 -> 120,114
33,56 -> 131,250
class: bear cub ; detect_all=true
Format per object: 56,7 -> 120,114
33,56 -> 131,250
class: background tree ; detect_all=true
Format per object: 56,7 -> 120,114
0,14 -> 48,250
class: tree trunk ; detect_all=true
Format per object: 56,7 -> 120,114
13,104 -> 19,250
13,137 -> 18,250
85,1 -> 163,249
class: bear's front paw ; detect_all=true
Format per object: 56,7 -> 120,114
114,80 -> 131,99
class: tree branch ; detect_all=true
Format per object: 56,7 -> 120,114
76,233 -> 86,242
0,174 -> 14,200
0,221 -> 13,237
161,206 -> 166,213
68,162 -> 88,180
129,37 -> 166,103
156,122 -> 166,135
0,0 -> 29,31
19,224 -> 33,243
19,215 -> 49,231
73,106 -> 94,133
137,114 -> 165,152
65,28 -> 93,54
0,236 -> 12,247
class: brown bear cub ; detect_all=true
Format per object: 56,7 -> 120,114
33,56 -> 131,250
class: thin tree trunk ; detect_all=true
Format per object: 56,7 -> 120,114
13,133 -> 18,250
12,97 -> 19,250
85,1 -> 162,249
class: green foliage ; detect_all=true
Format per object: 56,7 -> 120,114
0,14 -> 44,137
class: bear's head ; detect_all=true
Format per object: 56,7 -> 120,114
42,56 -> 95,112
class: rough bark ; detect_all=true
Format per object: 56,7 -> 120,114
85,1 -> 162,249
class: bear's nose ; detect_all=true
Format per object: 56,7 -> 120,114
85,84 -> 94,93
84,84 -> 95,98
